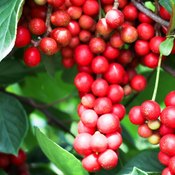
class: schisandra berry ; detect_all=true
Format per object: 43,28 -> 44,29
158,151 -> 171,166
164,91 -> 175,107
10,149 -> 26,166
169,156 -> 175,174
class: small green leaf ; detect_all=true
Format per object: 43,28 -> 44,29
118,149 -> 164,175
35,127 -> 89,175
131,167 -> 147,175
0,92 -> 28,154
159,38 -> 174,56
0,0 -> 25,61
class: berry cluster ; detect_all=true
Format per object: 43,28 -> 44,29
129,91 -> 175,175
0,149 -> 29,175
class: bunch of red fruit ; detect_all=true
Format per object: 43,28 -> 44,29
129,91 -> 175,175
0,149 -> 29,175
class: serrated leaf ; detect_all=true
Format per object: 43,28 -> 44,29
159,38 -> 174,56
118,150 -> 164,175
159,0 -> 172,12
0,0 -> 25,61
35,127 -> 89,175
0,92 -> 28,154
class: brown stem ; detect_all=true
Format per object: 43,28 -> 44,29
131,0 -> 169,27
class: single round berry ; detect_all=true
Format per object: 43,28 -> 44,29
160,134 -> 175,156
67,6 -> 82,20
130,74 -> 147,92
94,97 -> 112,115
142,53 -> 159,69
82,154 -> 101,172
73,133 -> 92,156
74,72 -> 94,93
39,37 -> 58,55
15,26 -> 31,48
160,106 -> 175,128
159,124 -> 174,136
29,18 -> 46,35
105,9 -> 124,28
112,104 -> 126,121
148,133 -> 161,145
121,25 -> 138,43
164,91 -> 175,107
23,47 -> 41,67
74,44 -> 93,66
147,120 -> 161,130
98,149 -> 118,170
159,6 -> 171,20
117,49 -> 133,65
90,131 -> 108,153
83,0 -> 99,16
129,106 -> 145,125
140,100 -> 161,120
106,132 -> 122,150
79,30 -> 92,43
134,40 -> 150,56
104,63 -> 125,84
81,94 -> 95,108
138,124 -> 152,138
103,44 -> 120,60
91,78 -> 109,97
97,113 -> 120,134
67,20 -> 80,36
91,56 -> 109,74
62,57 -> 74,68
78,121 -> 95,135
81,109 -> 98,128
79,15 -> 95,30
123,3 -> 138,21
138,12 -> 153,23
110,32 -> 124,48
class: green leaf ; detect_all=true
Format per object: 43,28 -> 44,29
131,167 -> 147,175
0,92 -> 28,154
35,127 -> 89,175
159,37 -> 174,56
0,170 -> 7,175
159,0 -> 172,12
167,1 -> 175,34
118,150 -> 164,175
0,0 -> 25,61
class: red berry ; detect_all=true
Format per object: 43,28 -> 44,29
112,104 -> 126,121
107,84 -> 124,103
138,124 -> 152,138
97,113 -> 120,134
31,6 -> 47,20
105,9 -> 124,28
82,154 -> 101,172
79,30 -> 92,43
91,78 -> 109,97
94,97 -> 112,115
15,26 -> 31,48
159,124 -> 174,136
47,0 -> 65,8
74,72 -> 94,93
51,10 -> 70,27
10,149 -> 26,166
90,131 -> 108,153
81,109 -> 98,128
104,63 -> 125,84
79,15 -> 95,30
51,27 -> 72,47
130,74 -> 147,92
0,153 -> 10,168
117,49 -> 133,65
129,106 -> 145,125
91,56 -> 109,74
110,32 -> 124,48
24,47 -> 41,67
159,6 -> 171,20
160,106 -> 175,128
142,53 -> 159,68
169,156 -> 175,174
67,6 -> 82,20
149,36 -> 165,54
39,37 -> 59,55
98,149 -> 118,170
70,0 -> 85,6
123,3 -> 138,21
138,12 -> 153,23
62,57 -> 74,68
61,47 -> 73,58
160,134 -> 175,156
103,44 -> 120,60
121,25 -> 138,43
162,168 -> 174,175
67,20 -> 80,36
134,40 -> 150,56
158,151 -> 170,166
78,121 -> 95,135
137,23 -> 155,40
73,133 -> 92,156
83,0 -> 99,16
89,37 -> 106,54
29,18 -> 46,35
74,44 -> 93,66
140,100 -> 161,120
81,94 -> 95,108
106,132 -> 122,150
164,91 -> 175,107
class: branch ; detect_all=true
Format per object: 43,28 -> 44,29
1,89 -> 75,138
131,0 -> 169,27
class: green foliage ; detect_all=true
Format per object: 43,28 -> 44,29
0,170 -> 7,175
0,92 -> 28,154
35,128 -> 89,175
160,38 -> 174,56
0,0 -> 25,61
159,0 -> 172,12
